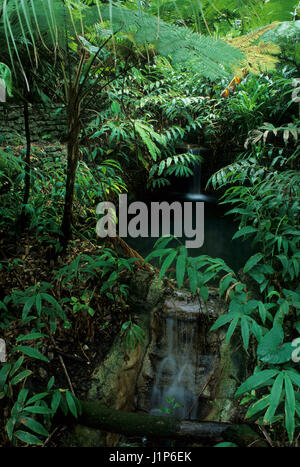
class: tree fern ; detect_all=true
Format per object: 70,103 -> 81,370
98,3 -> 243,80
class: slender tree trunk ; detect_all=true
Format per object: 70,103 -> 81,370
20,100 -> 31,229
60,96 -> 81,248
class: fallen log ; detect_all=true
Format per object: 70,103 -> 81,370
77,402 -> 267,447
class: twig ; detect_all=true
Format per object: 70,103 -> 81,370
187,374 -> 214,418
258,425 -> 274,447
49,332 -> 76,395
42,426 -> 61,447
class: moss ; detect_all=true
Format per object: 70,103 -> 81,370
61,424 -> 106,447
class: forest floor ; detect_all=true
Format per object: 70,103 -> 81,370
0,231 -> 131,446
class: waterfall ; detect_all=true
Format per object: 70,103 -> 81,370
184,147 -> 215,203
150,317 -> 200,420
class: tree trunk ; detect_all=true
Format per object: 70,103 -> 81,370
60,98 -> 80,248
77,402 -> 267,446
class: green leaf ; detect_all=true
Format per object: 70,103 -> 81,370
246,395 -> 270,419
284,373 -> 296,442
257,325 -> 293,364
210,313 -> 235,332
199,286 -> 209,302
13,346 -> 50,363
159,250 -> 177,278
51,390 -> 61,413
10,370 -> 32,386
264,372 -> 284,424
176,254 -> 186,288
258,302 -> 267,324
66,391 -> 78,418
187,267 -> 198,293
26,393 -> 49,405
35,293 -> 42,315
287,370 -> 300,388
215,442 -> 238,447
6,418 -> 14,441
144,248 -> 174,264
225,315 -> 239,344
22,296 -> 35,321
235,370 -> 278,398
23,406 -> 53,415
14,430 -> 43,446
17,388 -> 29,404
21,417 -> 49,437
0,363 -> 11,390
232,226 -> 257,240
9,357 -> 24,377
244,253 -> 263,273
16,333 -> 46,343
241,316 -> 250,351
47,376 -> 55,390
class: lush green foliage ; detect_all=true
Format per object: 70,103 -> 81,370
0,0 -> 299,448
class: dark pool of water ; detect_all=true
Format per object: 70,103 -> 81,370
124,190 -> 253,274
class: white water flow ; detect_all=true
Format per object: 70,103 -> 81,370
151,318 -> 199,420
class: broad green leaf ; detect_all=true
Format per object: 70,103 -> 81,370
66,391 -> 78,418
241,316 -> 250,351
258,302 -> 267,324
47,376 -> 55,390
225,315 -> 239,344
16,333 -> 46,343
257,325 -> 292,364
176,254 -> 186,288
246,395 -> 270,419
26,393 -> 49,405
264,372 -> 284,423
10,370 -> 32,386
199,286 -> 209,302
21,417 -> 49,437
215,442 -> 238,447
51,390 -> 62,413
144,248 -> 174,264
13,346 -> 50,363
22,296 -> 35,321
187,267 -> 198,293
17,388 -> 29,404
284,373 -> 296,442
6,418 -> 14,441
159,250 -> 177,279
235,370 -> 278,398
210,313 -> 235,332
287,370 -> 300,388
14,430 -> 43,446
232,226 -> 257,240
0,363 -> 11,390
23,406 -> 53,415
9,357 -> 24,377
244,253 -> 263,273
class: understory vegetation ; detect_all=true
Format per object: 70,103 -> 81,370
0,0 -> 299,448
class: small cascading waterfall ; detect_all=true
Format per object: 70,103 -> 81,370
184,147 -> 215,203
150,317 -> 200,420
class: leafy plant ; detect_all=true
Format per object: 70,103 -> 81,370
157,396 -> 184,416
120,320 -> 145,351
